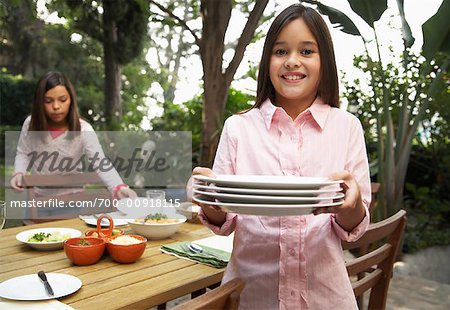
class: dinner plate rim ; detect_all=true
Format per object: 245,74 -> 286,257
193,188 -> 345,203
0,273 -> 82,300
193,174 -> 343,189
193,183 -> 342,196
192,196 -> 343,216
192,195 -> 344,208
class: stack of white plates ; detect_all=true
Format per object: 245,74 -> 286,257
192,175 -> 344,216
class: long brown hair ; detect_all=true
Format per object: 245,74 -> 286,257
29,71 -> 81,132
253,4 -> 339,109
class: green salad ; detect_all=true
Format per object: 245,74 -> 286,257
27,231 -> 71,243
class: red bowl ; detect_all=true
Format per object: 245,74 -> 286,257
106,235 -> 147,263
64,237 -> 105,266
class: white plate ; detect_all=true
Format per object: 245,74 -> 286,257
193,183 -> 341,196
16,228 -> 82,251
193,175 -> 342,189
116,197 -> 182,219
193,189 -> 344,204
176,202 -> 201,218
79,216 -> 129,227
0,273 -> 82,300
193,195 -> 344,216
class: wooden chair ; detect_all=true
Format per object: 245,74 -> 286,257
172,278 -> 245,310
343,209 -> 407,310
22,173 -> 112,224
369,182 -> 380,213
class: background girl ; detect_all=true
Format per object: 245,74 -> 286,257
192,4 -> 371,309
10,71 -> 136,203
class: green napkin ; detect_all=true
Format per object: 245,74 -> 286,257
161,241 -> 231,268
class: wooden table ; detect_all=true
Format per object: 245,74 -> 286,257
0,219 -> 225,309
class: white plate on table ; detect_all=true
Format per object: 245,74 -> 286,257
193,189 -> 344,204
116,197 -> 180,219
79,216 -> 129,227
16,228 -> 81,251
0,273 -> 82,300
193,175 -> 342,189
193,183 -> 341,196
193,195 -> 344,216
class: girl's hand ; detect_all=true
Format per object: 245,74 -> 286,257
192,166 -> 216,178
10,173 -> 24,192
190,167 -> 227,226
116,187 -> 138,199
315,170 -> 366,231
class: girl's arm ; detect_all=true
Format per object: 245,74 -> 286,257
81,122 -> 136,198
335,117 -> 371,232
11,117 -> 32,191
328,171 -> 366,231
316,117 -> 371,235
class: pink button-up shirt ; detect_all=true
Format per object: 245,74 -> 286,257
199,98 -> 371,310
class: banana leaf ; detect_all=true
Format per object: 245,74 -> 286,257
302,0 -> 361,36
422,0 -> 450,61
348,0 -> 387,27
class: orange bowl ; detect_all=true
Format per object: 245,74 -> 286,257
64,237 -> 105,266
106,235 -> 147,263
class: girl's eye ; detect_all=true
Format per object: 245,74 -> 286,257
274,49 -> 288,56
301,49 -> 314,55
44,99 -> 52,104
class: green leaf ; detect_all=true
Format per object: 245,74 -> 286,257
422,0 -> 450,61
348,0 -> 387,27
395,0 -> 414,48
303,0 -> 361,36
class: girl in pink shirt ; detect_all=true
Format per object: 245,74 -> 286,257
192,4 -> 371,310
10,71 -> 136,202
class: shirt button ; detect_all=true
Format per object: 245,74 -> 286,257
291,290 -> 296,297
289,249 -> 295,256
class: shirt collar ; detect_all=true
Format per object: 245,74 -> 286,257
259,97 -> 331,130
308,97 -> 331,130
259,99 -> 279,130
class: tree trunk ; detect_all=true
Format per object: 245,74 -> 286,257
103,1 -> 122,128
201,74 -> 229,167
198,0 -> 232,166
198,0 -> 268,166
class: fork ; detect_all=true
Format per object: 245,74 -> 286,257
181,243 -> 223,260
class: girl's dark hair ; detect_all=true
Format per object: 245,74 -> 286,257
254,4 -> 339,109
29,71 -> 81,131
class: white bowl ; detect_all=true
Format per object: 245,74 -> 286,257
176,202 -> 201,223
127,216 -> 187,239
16,227 -> 82,250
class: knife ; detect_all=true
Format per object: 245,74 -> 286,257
38,271 -> 54,296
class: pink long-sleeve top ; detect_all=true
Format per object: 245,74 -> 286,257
199,98 -> 371,310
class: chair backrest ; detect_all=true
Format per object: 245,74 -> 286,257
22,173 -> 111,224
172,278 -> 245,310
369,182 -> 380,213
342,209 -> 407,310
